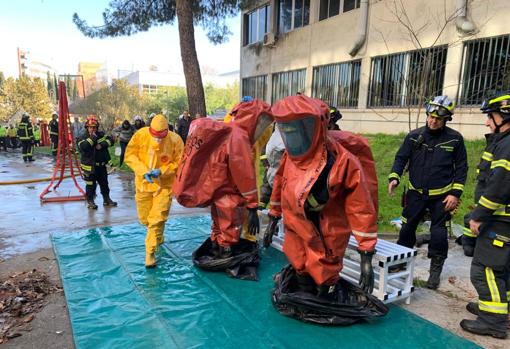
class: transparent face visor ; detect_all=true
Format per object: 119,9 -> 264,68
253,114 -> 273,141
277,117 -> 316,157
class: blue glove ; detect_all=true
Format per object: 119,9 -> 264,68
150,169 -> 161,178
143,173 -> 154,183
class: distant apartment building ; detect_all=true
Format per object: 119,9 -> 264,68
17,48 -> 57,81
122,70 -> 239,95
77,62 -> 103,96
240,0 -> 510,138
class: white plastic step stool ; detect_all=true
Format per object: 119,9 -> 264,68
269,220 -> 416,304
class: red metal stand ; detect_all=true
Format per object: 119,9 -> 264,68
40,82 -> 85,202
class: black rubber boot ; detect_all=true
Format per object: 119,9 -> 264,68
317,283 -> 338,302
426,256 -> 446,290
460,319 -> 508,339
103,196 -> 117,207
87,199 -> 98,210
466,302 -> 479,316
295,273 -> 316,294
210,240 -> 220,257
217,245 -> 232,259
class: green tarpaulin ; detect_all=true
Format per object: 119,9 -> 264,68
52,215 -> 481,349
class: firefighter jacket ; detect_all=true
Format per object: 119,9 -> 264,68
472,134 -> 497,202
470,129 -> 510,225
49,119 -> 59,138
389,126 -> 468,198
17,121 -> 34,141
77,130 -> 113,171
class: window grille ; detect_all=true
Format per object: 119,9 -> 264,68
368,46 -> 447,107
312,60 -> 361,108
271,69 -> 306,103
242,75 -> 267,101
460,34 -> 510,106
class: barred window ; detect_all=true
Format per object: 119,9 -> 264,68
271,69 -> 306,103
244,4 -> 271,46
312,60 -> 361,108
460,35 -> 510,106
368,46 -> 447,107
242,75 -> 267,101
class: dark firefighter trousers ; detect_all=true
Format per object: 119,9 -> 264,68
50,135 -> 58,156
82,164 -> 110,201
21,140 -> 33,161
397,190 -> 450,258
119,141 -> 128,166
471,221 -> 510,331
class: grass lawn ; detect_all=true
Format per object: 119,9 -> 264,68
365,133 -> 486,233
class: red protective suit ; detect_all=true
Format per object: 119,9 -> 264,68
269,95 -> 378,286
173,100 -> 272,247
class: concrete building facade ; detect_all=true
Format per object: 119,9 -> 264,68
240,0 -> 510,138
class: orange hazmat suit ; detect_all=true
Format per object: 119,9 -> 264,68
173,100 -> 273,247
269,95 -> 378,286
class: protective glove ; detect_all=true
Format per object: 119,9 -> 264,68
143,172 -> 154,183
149,169 -> 161,178
247,208 -> 260,237
358,250 -> 375,294
263,214 -> 280,248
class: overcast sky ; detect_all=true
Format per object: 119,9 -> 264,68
0,0 -> 241,78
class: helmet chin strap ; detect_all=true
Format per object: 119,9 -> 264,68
490,114 -> 510,133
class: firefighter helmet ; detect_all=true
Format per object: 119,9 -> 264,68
481,92 -> 510,117
425,95 -> 455,120
85,115 -> 99,128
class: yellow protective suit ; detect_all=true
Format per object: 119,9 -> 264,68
124,115 -> 184,264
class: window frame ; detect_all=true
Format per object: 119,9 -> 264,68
244,3 -> 271,46
278,0 -> 310,35
318,0 -> 360,21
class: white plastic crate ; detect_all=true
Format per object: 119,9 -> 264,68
269,219 -> 416,304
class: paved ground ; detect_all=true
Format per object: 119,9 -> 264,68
0,149 -> 508,348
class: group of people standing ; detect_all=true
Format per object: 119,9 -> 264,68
387,93 -> 510,339
0,116 -> 45,156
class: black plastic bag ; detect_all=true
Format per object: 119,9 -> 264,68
192,237 -> 260,281
272,264 -> 389,325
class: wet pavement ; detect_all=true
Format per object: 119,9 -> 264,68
0,150 -> 206,259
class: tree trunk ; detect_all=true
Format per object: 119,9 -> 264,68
176,0 -> 206,117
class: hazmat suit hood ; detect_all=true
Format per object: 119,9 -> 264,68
271,95 -> 329,169
230,99 -> 273,145
149,114 -> 169,139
